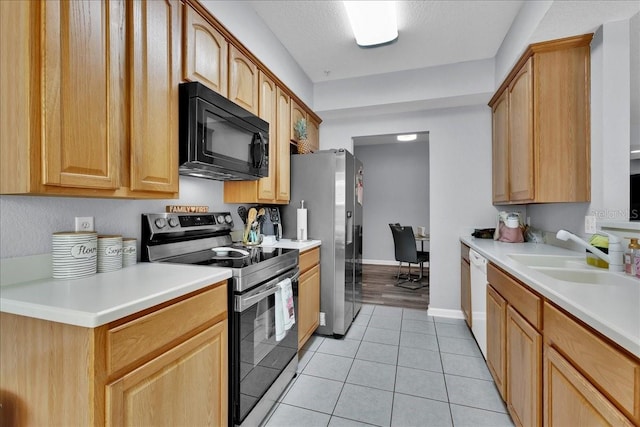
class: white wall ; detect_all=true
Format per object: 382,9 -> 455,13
320,106 -> 497,314
314,59 -> 495,118
494,1 -> 553,85
354,141 -> 429,264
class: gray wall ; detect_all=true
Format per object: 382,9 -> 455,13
0,177 -> 248,259
354,141 -> 429,264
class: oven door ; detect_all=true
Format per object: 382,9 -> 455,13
230,267 -> 299,426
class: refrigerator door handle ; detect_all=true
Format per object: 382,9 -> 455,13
346,211 -> 353,245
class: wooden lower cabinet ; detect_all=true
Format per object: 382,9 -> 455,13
544,346 -> 633,427
487,264 -> 542,427
506,305 -> 542,427
298,247 -> 321,349
486,284 -> 507,400
0,282 -> 227,426
107,320 -> 227,427
485,261 -> 640,427
460,243 -> 471,328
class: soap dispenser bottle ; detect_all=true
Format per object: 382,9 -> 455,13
624,238 -> 639,275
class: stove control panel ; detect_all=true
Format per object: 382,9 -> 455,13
143,212 -> 234,235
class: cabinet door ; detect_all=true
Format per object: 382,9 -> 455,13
257,72 -> 277,201
508,58 -> 534,202
544,346 -> 633,427
183,3 -> 228,96
290,99 -> 307,142
276,88 -> 291,202
129,0 -> 180,194
229,45 -> 258,115
106,320 -> 228,427
487,284 -> 507,400
298,264 -> 320,349
492,90 -> 509,203
307,115 -> 320,153
507,305 -> 542,427
42,0 -> 124,190
460,258 -> 472,328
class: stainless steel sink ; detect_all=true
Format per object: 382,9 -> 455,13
508,254 -> 589,269
531,267 -> 636,286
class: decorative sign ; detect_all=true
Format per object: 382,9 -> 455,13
166,205 -> 209,213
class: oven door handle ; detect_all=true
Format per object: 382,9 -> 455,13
235,269 -> 300,312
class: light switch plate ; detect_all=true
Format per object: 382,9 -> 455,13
584,215 -> 597,234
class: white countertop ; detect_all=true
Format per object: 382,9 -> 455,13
261,238 -> 321,252
0,263 -> 231,328
461,236 -> 640,358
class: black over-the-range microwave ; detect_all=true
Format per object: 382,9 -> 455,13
179,81 -> 269,181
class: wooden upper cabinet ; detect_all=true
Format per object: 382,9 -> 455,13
41,0 -> 125,190
129,0 -> 180,194
491,90 -> 509,203
257,72 -> 277,201
276,88 -> 291,202
223,75 -> 291,204
290,99 -> 307,142
307,115 -> 320,153
183,3 -> 228,96
488,34 -> 592,204
0,0 -> 179,198
508,58 -> 534,202
228,45 -> 258,115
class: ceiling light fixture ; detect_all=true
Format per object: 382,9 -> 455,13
343,1 -> 398,48
397,134 -> 417,142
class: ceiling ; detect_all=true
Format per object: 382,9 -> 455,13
250,1 -> 640,84
353,131 -> 429,147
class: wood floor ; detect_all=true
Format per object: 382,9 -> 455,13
361,264 -> 429,310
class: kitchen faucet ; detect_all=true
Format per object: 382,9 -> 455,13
556,230 -> 624,272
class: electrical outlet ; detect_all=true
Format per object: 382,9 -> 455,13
319,312 -> 326,326
585,215 -> 597,234
75,216 -> 94,232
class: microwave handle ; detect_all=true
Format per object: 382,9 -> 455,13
252,132 -> 266,168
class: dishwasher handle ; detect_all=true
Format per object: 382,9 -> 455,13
469,249 -> 488,271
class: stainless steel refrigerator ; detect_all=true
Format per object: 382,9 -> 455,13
282,149 -> 363,337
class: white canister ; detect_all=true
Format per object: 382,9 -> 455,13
97,235 -> 123,273
52,231 -> 98,279
122,238 -> 137,267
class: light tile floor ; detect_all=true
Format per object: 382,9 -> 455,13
263,304 -> 515,427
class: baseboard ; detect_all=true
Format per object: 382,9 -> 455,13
362,259 -> 430,268
362,259 -> 398,266
427,307 -> 465,319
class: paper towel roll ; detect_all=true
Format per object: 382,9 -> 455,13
297,208 -> 307,241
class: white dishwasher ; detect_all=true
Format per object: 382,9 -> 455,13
469,249 -> 488,359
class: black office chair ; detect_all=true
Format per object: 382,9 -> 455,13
389,224 -> 429,289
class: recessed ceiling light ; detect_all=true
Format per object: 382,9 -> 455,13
397,134 -> 417,142
343,1 -> 398,48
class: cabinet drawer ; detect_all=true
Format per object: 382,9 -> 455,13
299,247 -> 320,274
544,302 -> 640,423
487,263 -> 541,329
107,282 -> 227,375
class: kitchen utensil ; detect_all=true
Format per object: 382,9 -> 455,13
237,206 -> 248,224
244,208 -> 258,243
